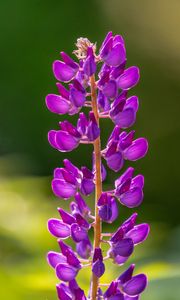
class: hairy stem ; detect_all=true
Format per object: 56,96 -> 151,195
90,75 -> 102,299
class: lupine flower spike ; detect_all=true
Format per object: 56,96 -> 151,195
46,32 -> 149,300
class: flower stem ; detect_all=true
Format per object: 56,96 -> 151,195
90,75 -> 102,300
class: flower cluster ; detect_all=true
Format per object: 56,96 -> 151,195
46,32 -> 149,300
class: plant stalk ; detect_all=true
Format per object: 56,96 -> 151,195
90,75 -> 102,300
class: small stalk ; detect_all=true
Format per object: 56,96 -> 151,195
90,75 -> 102,300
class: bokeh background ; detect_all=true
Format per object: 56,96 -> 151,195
0,0 -> 180,299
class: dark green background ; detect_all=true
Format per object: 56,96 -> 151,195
0,0 -> 180,299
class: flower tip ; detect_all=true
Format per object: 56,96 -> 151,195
56,263 -> 78,282
123,273 -> 148,296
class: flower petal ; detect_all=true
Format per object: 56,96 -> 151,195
87,121 -> 100,141
131,175 -> 144,189
66,251 -> 81,268
93,248 -> 103,262
76,238 -> 92,259
110,63 -> 126,79
61,169 -> 77,185
118,264 -> 135,283
56,283 -> 72,300
112,238 -> 134,257
83,47 -> 96,76
115,167 -> 134,188
55,131 -> 80,152
53,60 -> 77,82
47,251 -> 67,268
77,112 -> 88,135
121,213 -> 138,233
123,274 -> 147,296
106,152 -> 124,172
45,94 -> 70,114
48,218 -> 70,238
56,82 -> 69,99
119,130 -> 135,151
111,108 -> 136,128
125,96 -> 139,112
80,178 -> 95,195
115,178 -> 131,197
70,88 -> 86,108
104,43 -> 126,67
58,240 -> 73,256
98,197 -> 118,223
92,259 -> 105,278
48,130 -> 58,149
75,213 -> 90,229
63,159 -> 81,179
115,255 -> 128,265
99,31 -> 113,53
74,193 -> 91,217
98,204 -> 112,222
120,187 -> 143,208
56,263 -> 78,282
118,67 -> 140,90
97,90 -> 110,112
52,178 -> 77,199
54,168 -> 63,179
123,138 -> 148,161
110,198 -> 119,223
125,224 -> 150,245
102,80 -> 117,98
57,207 -> 76,225
71,223 -> 88,242
74,288 -> 87,300
104,281 -> 118,298
60,52 -> 79,69
110,227 -> 124,244
87,112 -> 100,141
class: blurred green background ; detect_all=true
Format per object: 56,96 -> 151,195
0,0 -> 180,299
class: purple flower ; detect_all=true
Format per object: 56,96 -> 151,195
56,283 -> 72,300
102,126 -> 148,172
53,52 -> 79,82
47,251 -> 67,268
51,159 -> 95,199
108,213 -> 150,264
83,47 -> 96,76
69,79 -> 86,108
74,192 -> 91,217
47,241 -> 81,282
46,32 -> 149,300
47,218 -> 71,238
45,81 -> 84,116
58,207 -> 76,225
98,192 -> 118,223
109,94 -> 139,128
48,112 -> 100,152
48,204 -> 91,244
114,167 -> 144,208
117,66 -> 140,90
56,280 -> 87,300
100,32 -> 126,67
49,240 -> 82,282
92,248 -> 105,278
98,68 -> 118,100
76,237 -> 92,259
104,264 -> 147,299
70,223 -> 88,243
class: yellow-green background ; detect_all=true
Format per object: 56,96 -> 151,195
0,1 -> 180,299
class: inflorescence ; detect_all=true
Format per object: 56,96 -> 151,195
45,32 -> 149,300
